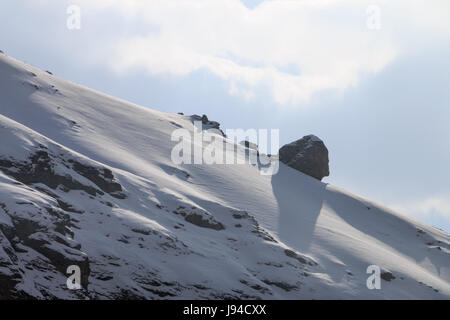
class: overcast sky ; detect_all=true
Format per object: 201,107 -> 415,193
1,0 -> 449,232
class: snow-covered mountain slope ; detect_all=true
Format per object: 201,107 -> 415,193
0,52 -> 449,299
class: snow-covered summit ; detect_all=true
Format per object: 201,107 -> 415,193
0,53 -> 449,299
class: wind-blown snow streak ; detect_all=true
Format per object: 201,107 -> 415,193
0,53 -> 448,299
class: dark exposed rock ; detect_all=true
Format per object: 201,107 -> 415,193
284,249 -> 307,264
0,152 -> 100,197
191,114 -> 226,137
0,150 -> 128,292
56,199 -> 84,214
0,201 -> 90,290
381,271 -> 396,282
0,159 -> 13,168
44,207 -> 76,238
171,206 -> 225,230
109,192 -> 127,199
239,279 -> 271,295
0,228 -> 23,299
32,243 -> 90,288
184,213 -> 225,230
72,161 -> 124,197
284,249 -> 317,266
169,121 -> 182,128
0,273 -> 24,299
262,280 -> 298,292
279,135 -> 329,181
131,229 -> 152,236
0,151 -> 126,200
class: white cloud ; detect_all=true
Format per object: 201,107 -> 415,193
391,196 -> 450,221
73,0 -> 449,105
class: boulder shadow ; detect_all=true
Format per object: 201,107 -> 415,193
271,163 -> 326,253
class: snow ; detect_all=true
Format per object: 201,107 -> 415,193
0,53 -> 449,299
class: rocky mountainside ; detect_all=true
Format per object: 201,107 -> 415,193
0,52 -> 449,299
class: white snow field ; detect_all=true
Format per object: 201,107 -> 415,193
0,52 -> 448,299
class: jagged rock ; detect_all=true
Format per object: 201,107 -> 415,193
72,161 -> 123,195
0,199 -> 90,292
279,135 -> 329,181
191,114 -> 226,137
0,151 -> 126,199
0,151 -> 98,196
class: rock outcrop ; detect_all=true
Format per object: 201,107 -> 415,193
279,135 -> 329,181
191,114 -> 226,137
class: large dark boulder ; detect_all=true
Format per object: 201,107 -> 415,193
279,135 -> 329,181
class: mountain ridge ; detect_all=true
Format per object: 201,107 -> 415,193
0,53 -> 448,299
